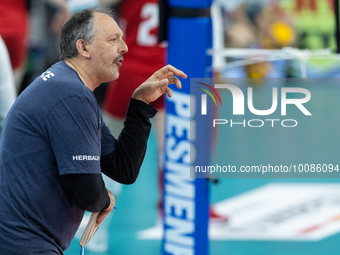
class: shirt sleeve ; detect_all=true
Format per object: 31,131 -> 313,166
46,95 -> 102,175
100,98 -> 157,184
63,173 -> 110,212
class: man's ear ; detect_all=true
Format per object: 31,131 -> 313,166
75,39 -> 90,59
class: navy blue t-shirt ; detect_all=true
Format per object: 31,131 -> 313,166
0,61 -> 116,254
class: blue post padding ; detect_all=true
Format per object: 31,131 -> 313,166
169,0 -> 212,8
163,0 -> 212,254
167,18 -> 213,83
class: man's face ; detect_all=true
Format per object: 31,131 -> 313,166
88,13 -> 128,83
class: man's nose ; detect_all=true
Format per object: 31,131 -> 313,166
119,39 -> 128,54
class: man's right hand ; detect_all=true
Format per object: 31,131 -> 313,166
132,64 -> 187,104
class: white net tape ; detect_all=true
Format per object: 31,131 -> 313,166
207,47 -> 338,78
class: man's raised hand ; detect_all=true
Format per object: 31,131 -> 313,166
132,65 -> 187,104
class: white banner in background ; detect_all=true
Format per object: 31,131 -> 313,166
139,183 -> 340,241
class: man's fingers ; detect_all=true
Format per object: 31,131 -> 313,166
154,65 -> 187,80
96,210 -> 108,225
166,64 -> 187,79
95,189 -> 115,225
133,65 -> 186,103
165,87 -> 173,98
167,76 -> 182,89
160,78 -> 168,86
159,77 -> 181,90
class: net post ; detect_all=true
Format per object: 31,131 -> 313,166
162,0 -> 212,254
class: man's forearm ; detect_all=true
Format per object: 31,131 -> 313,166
63,174 -> 110,212
100,98 -> 157,184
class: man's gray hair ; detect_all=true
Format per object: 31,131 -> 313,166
60,7 -> 115,60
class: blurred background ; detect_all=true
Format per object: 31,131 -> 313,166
2,0 -> 340,254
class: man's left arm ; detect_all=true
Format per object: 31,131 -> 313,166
100,98 -> 156,184
100,65 -> 187,184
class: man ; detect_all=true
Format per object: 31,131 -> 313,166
72,1 -> 167,252
0,7 -> 186,254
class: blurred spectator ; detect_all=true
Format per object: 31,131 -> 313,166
0,0 -> 29,93
0,36 -> 16,135
23,0 -> 69,93
220,0 -> 296,79
293,0 -> 335,50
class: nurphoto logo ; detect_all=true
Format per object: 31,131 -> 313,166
197,82 -> 222,115
197,83 -> 312,128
